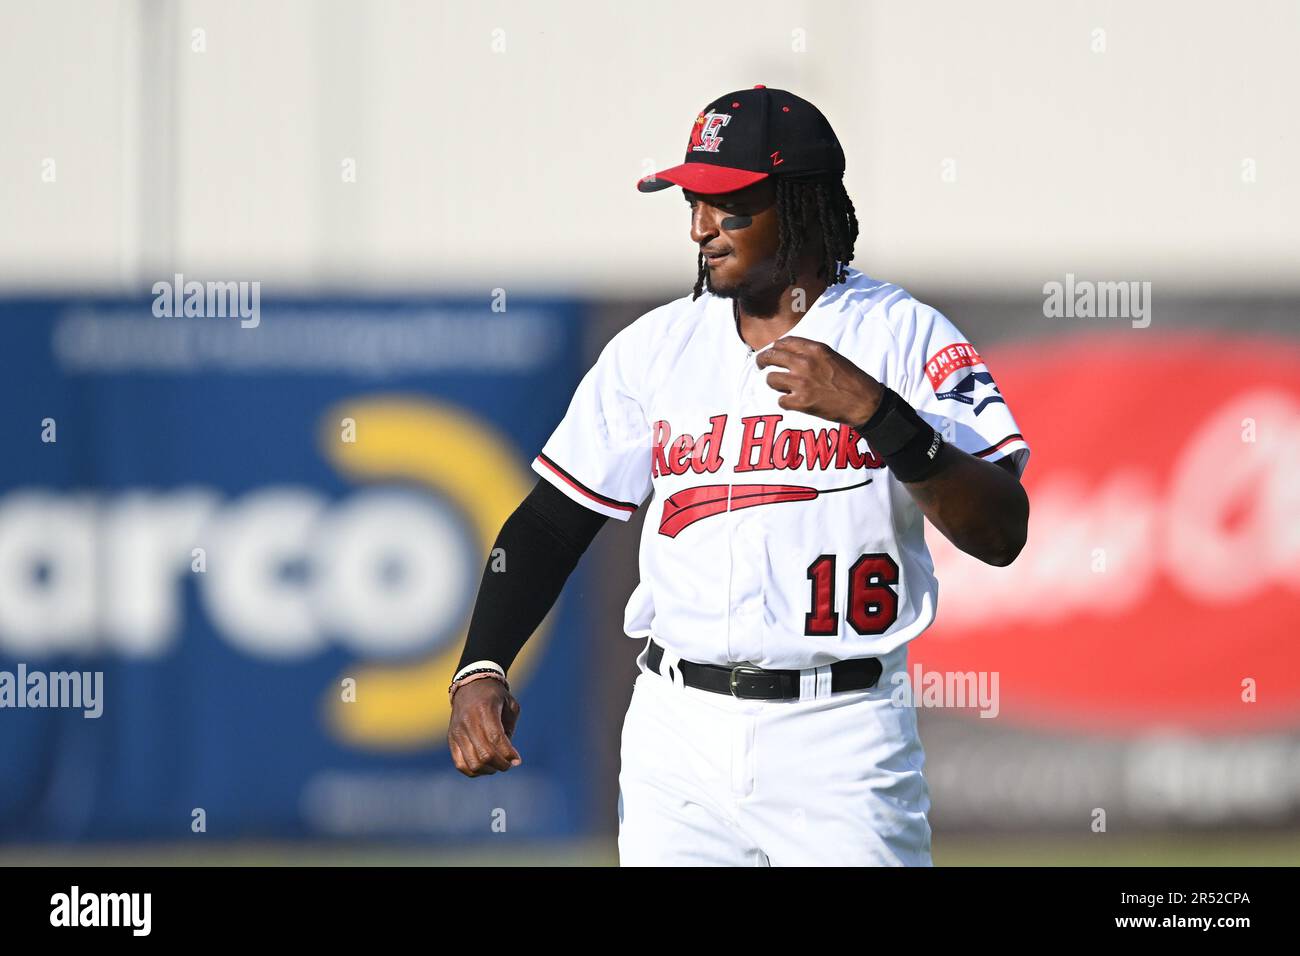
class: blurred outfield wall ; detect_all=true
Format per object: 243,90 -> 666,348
6,287 -> 1295,844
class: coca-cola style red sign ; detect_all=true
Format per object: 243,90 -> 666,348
917,333 -> 1300,735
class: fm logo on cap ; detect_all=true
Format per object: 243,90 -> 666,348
689,111 -> 730,153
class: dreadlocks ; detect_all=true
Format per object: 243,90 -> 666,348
692,177 -> 859,300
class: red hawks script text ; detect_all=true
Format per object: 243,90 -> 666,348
651,414 -> 884,477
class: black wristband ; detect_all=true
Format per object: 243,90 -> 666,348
855,387 -> 947,482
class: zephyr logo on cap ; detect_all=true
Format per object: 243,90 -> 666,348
637,85 -> 846,195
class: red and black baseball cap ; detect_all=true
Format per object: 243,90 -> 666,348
637,85 -> 845,195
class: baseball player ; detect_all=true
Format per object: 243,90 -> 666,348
447,86 -> 1030,866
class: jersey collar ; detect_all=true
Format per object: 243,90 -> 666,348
712,267 -> 861,353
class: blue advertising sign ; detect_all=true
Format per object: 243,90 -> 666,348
0,295 -> 592,842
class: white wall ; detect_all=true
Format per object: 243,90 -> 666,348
1,0 -> 1296,295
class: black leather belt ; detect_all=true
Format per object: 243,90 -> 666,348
646,638 -> 882,701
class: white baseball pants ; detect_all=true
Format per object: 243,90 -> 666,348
617,640 -> 933,866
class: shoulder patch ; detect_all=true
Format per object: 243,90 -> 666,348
925,342 -> 984,389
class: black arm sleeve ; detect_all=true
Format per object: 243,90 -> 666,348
454,477 -> 610,675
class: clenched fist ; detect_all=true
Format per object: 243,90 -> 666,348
448,678 -> 522,777
755,335 -> 884,426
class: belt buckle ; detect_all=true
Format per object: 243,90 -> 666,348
729,664 -> 771,699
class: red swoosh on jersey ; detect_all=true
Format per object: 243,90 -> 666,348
658,478 -> 872,538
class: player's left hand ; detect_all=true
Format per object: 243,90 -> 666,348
756,336 -> 885,425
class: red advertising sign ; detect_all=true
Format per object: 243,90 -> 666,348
916,333 -> 1300,735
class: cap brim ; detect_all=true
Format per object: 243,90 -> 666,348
637,164 -> 769,194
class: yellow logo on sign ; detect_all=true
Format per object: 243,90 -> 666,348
318,397 -> 546,750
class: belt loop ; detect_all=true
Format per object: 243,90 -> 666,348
798,667 -> 816,701
815,664 -> 833,699
657,644 -> 686,690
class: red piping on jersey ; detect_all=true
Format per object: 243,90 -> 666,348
535,453 -> 637,513
972,434 -> 1024,458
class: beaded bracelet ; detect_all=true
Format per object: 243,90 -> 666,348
448,669 -> 510,705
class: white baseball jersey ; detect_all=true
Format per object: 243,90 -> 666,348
532,266 -> 1029,669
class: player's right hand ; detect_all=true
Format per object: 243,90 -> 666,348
448,679 -> 523,777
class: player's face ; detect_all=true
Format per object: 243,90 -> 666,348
684,180 -> 781,298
